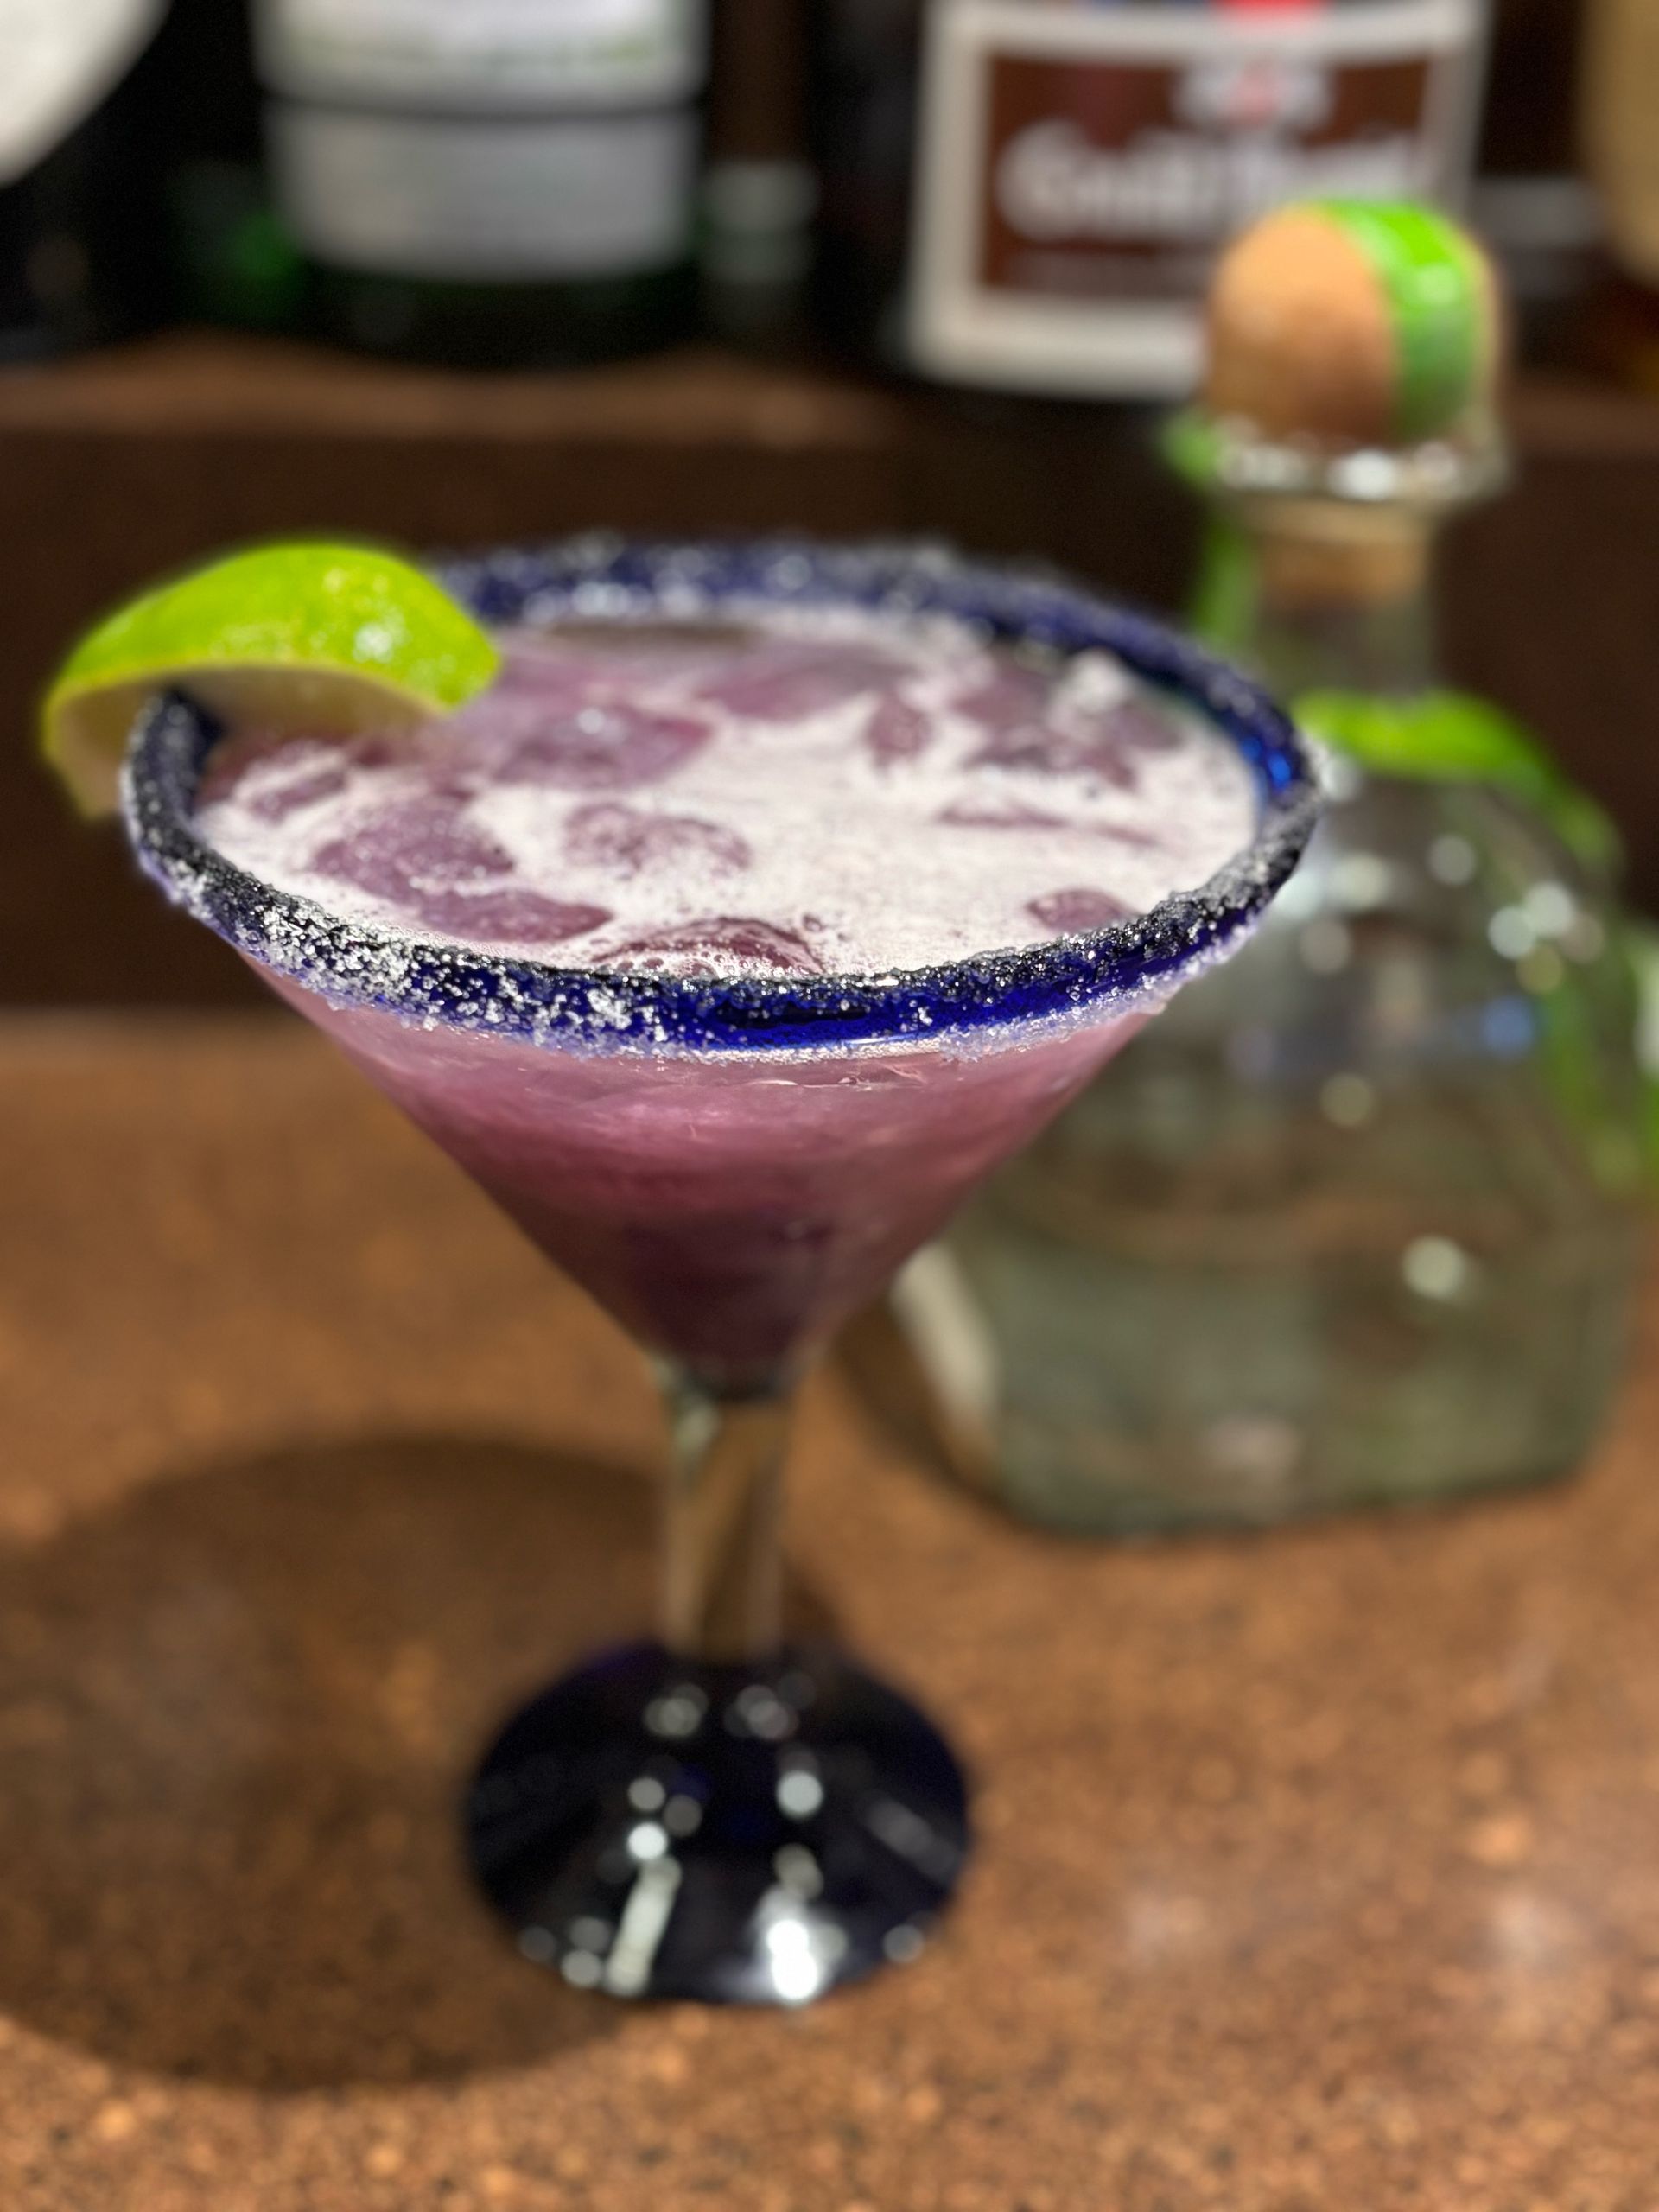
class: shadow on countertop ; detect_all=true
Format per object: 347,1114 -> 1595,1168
0,1433 -> 831,2091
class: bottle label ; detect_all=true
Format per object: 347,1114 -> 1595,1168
270,105 -> 696,280
909,0 -> 1487,397
0,0 -> 164,188
256,0 -> 706,111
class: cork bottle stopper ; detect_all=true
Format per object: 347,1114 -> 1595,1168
1205,200 -> 1503,449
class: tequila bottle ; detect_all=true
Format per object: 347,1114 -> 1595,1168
911,200 -> 1649,1531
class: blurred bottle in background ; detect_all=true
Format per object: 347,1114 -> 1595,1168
701,0 -> 817,349
1467,0 -> 1602,366
1580,0 -> 1659,391
868,200 -> 1649,1533
255,0 -> 708,366
155,0 -> 302,330
810,0 -> 1492,397
0,0 -> 171,356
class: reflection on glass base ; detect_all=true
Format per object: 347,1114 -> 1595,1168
467,1640 -> 970,2005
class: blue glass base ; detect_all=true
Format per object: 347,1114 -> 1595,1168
466,1641 -> 969,2005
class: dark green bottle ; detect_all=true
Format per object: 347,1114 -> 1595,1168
153,0 -> 304,331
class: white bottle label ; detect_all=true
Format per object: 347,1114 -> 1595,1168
909,0 -> 1488,398
0,0 -> 165,188
256,0 -> 706,111
270,105 -> 695,280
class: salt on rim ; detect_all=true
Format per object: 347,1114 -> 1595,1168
120,535 -> 1321,1057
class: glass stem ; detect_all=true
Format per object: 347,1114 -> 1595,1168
658,1363 -> 795,1665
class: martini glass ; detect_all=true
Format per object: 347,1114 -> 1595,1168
124,537 -> 1318,2005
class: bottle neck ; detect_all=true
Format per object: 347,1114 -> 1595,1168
1200,494 -> 1440,703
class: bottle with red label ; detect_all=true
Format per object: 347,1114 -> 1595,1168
810,0 -> 1492,397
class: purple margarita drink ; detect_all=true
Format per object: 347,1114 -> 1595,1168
124,538 -> 1316,2005
197,604 -> 1253,1376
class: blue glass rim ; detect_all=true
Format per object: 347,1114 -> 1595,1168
121,535 -> 1320,1055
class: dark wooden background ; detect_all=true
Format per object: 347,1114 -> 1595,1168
4,335 -> 1656,1005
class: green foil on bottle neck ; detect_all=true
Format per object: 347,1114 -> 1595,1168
1296,687 -> 1621,876
1306,199 -> 1488,442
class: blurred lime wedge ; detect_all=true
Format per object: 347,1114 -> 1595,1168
41,541 -> 499,816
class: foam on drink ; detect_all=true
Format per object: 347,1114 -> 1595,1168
196,602 -> 1257,978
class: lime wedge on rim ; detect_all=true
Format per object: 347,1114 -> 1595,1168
41,540 -> 500,816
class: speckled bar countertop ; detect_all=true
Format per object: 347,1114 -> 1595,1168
3,1012 -> 1659,2212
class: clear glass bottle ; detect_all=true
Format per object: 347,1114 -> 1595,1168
902,376 -> 1649,1533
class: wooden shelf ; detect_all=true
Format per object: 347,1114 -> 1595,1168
0,332 -> 905,449
5,328 -> 1657,456
0,328 -> 1649,436
1503,369 -> 1659,459
3,334 -> 1656,1002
